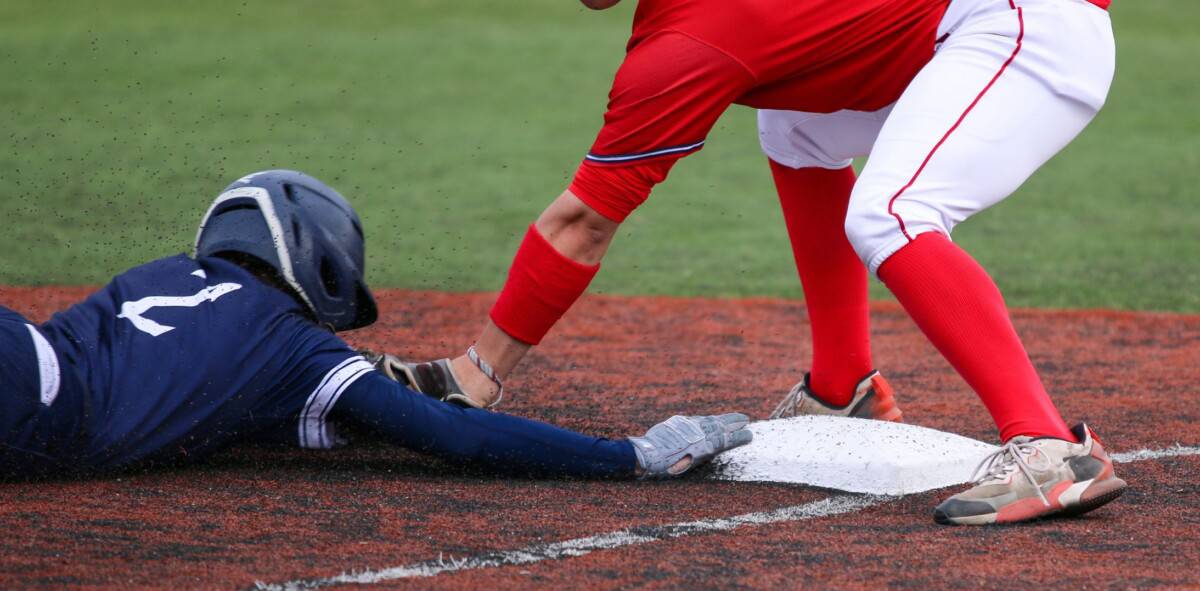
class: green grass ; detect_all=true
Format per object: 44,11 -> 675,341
1,0 -> 1196,311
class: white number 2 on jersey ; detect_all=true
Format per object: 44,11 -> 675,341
117,276 -> 243,337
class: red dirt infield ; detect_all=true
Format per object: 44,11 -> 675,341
1,287 -> 1197,589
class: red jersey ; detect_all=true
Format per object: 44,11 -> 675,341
629,0 -> 949,113
570,0 -> 954,222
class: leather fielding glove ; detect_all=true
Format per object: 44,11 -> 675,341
628,413 -> 753,478
358,350 -> 485,409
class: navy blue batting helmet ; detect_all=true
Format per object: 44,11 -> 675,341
195,170 -> 378,331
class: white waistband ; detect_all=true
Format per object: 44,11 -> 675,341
24,324 -> 61,407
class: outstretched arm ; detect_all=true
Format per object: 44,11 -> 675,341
334,372 -> 635,478
331,372 -> 750,479
423,30 -> 755,408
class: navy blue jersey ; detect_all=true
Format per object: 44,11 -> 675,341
35,254 -> 374,471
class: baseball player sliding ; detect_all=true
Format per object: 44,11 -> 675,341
0,171 -> 751,481
392,0 -> 1126,524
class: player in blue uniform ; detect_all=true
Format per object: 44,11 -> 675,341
0,170 -> 751,479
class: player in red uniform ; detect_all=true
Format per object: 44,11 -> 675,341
394,0 -> 1124,524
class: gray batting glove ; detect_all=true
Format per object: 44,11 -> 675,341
629,413 -> 753,478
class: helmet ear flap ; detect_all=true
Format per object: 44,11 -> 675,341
353,281 -> 379,328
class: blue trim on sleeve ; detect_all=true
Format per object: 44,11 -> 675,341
585,140 -> 706,164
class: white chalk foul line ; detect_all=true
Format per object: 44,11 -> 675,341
1111,444 -> 1200,463
254,494 -> 884,590
255,443 -> 1200,590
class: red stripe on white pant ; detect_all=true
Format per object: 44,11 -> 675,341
886,1 -> 1026,240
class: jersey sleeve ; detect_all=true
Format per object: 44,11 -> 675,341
568,32 -> 755,222
295,354 -> 375,449
264,317 -> 376,450
332,372 -> 637,479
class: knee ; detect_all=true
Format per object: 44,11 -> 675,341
842,197 -> 883,265
844,184 -> 962,273
843,186 -> 952,273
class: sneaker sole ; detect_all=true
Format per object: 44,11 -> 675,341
934,477 -> 1128,526
1056,477 -> 1127,518
933,509 -> 994,526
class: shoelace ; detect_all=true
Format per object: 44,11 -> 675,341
769,382 -> 805,419
972,440 -> 1051,507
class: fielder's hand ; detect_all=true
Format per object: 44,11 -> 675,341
629,414 -> 752,478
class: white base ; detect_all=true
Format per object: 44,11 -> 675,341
710,416 -> 998,495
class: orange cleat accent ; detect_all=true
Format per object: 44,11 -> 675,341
769,370 -> 903,422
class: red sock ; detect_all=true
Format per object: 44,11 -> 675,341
490,225 -> 600,345
878,232 -> 1075,442
771,161 -> 872,405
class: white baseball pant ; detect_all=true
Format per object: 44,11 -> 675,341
758,0 -> 1116,274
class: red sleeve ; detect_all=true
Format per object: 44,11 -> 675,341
568,31 -> 754,223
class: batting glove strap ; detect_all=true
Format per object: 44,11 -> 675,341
629,414 -> 752,478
